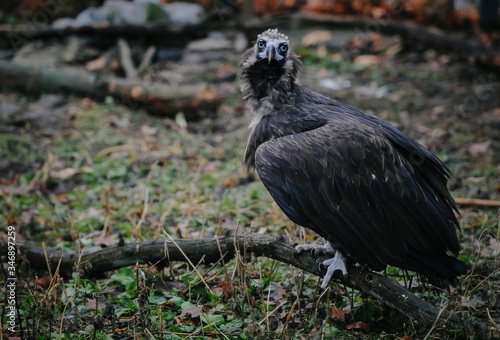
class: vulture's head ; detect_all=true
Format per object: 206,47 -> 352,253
240,29 -> 302,113
254,28 -> 290,65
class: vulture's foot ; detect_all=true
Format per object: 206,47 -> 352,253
320,251 -> 348,290
294,240 -> 335,257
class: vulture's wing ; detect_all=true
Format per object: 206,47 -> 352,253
254,114 -> 460,272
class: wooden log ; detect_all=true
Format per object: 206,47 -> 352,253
2,232 -> 486,336
454,197 -> 500,207
2,13 -> 499,70
0,23 -> 206,50
0,60 -> 220,119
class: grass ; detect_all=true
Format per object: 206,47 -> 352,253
1,42 -> 500,339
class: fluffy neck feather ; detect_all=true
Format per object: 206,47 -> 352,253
240,49 -> 302,170
240,49 -> 302,127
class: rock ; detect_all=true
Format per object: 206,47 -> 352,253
52,17 -> 76,29
353,54 -> 381,67
319,78 -> 352,91
0,102 -> 23,124
0,94 -> 74,132
13,43 -> 61,67
156,48 -> 183,61
354,82 -> 391,99
186,32 -> 231,52
62,37 -> 100,64
23,94 -> 74,131
162,2 -> 204,25
52,0 -> 170,28
233,32 -> 248,53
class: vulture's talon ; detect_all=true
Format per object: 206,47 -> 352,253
316,259 -> 323,272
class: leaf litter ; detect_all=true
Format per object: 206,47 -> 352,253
0,27 -> 499,339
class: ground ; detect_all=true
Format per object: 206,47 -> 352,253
0,27 -> 499,339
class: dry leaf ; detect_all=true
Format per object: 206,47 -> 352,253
330,306 -> 345,321
85,299 -> 98,310
465,141 -> 491,155
56,192 -> 70,204
20,211 -> 34,225
180,307 -> 202,320
267,285 -> 287,305
346,321 -> 370,332
95,233 -> 120,246
353,55 -> 381,66
224,177 -> 238,187
140,124 -> 158,137
302,30 -> 332,47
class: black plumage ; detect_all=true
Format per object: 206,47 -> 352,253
241,29 -> 467,289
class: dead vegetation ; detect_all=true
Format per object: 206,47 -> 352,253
0,1 -> 500,339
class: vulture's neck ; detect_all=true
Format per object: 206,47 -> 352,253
241,53 -> 302,170
240,55 -> 301,128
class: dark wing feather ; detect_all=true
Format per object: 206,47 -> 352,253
254,114 -> 464,282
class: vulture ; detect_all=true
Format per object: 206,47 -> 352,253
240,29 -> 468,290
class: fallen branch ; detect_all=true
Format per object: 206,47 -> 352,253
137,45 -> 156,74
454,197 -> 500,207
117,37 -> 137,79
2,13 -> 499,71
4,231 -> 492,336
0,23 -> 205,51
0,60 -> 220,120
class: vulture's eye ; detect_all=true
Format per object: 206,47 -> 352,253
257,40 -> 265,50
280,43 -> 288,53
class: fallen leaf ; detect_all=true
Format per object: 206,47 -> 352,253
302,30 -> 332,47
95,233 -> 119,246
78,98 -> 97,109
480,238 -> 500,257
346,321 -> 370,332
52,166 -> 93,180
140,124 -> 158,136
353,54 -> 381,66
37,276 -> 51,288
85,299 -> 98,310
465,141 -> 491,155
267,285 -> 287,305
330,306 -> 345,321
56,192 -> 69,204
20,211 -> 34,225
86,56 -> 107,71
180,307 -> 202,320
78,207 -> 104,221
224,177 -> 238,187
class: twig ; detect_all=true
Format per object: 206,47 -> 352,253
423,301 -> 449,340
162,230 -> 214,294
134,160 -> 157,237
137,46 -> 156,75
454,197 -> 500,207
117,37 -> 137,79
258,300 -> 288,326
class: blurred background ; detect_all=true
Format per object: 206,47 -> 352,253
0,1 -> 499,339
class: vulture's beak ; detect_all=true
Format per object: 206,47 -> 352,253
266,43 -> 277,64
258,41 -> 285,63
